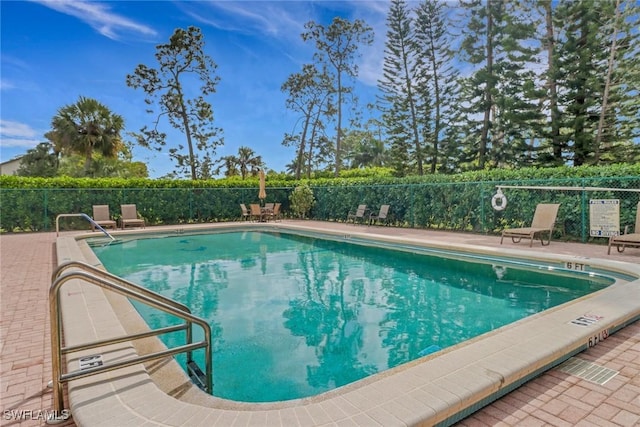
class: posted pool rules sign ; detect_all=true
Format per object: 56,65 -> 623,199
589,199 -> 620,237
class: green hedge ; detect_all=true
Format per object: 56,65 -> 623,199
1,165 -> 638,243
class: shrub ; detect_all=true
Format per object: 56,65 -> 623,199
289,184 -> 315,219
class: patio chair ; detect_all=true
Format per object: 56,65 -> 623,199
500,203 -> 560,247
347,204 -> 368,224
267,203 -> 282,222
120,204 -> 146,229
249,203 -> 264,222
240,204 -> 250,221
91,205 -> 116,231
369,205 -> 390,225
608,202 -> 640,255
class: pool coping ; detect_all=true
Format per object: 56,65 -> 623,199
55,222 -> 640,427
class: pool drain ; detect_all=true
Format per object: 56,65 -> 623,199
557,357 -> 618,385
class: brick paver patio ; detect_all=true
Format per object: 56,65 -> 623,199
1,228 -> 638,426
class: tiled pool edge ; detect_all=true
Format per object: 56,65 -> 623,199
55,223 -> 640,427
435,312 -> 640,427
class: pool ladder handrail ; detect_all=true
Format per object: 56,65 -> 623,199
55,213 -> 115,240
49,261 -> 212,420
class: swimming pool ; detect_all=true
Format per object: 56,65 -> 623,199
91,229 -> 615,403
56,222 -> 640,426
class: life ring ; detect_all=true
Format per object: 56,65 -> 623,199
491,189 -> 507,211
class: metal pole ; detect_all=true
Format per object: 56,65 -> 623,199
581,186 -> 588,243
496,184 -> 640,192
480,184 -> 486,234
49,282 -> 64,413
48,268 -> 214,413
44,189 -> 49,231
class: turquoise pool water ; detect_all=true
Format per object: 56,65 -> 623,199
91,230 -> 613,403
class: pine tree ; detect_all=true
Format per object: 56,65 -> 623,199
537,0 -> 564,166
458,0 -> 542,169
302,17 -> 374,177
126,26 -> 222,180
554,1 -> 606,166
281,64 -> 333,179
594,0 -> 640,164
378,0 -> 425,176
414,0 -> 460,173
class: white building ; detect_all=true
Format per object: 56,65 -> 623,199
0,156 -> 24,175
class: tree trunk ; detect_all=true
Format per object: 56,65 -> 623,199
297,114 -> 311,180
544,1 -> 562,164
479,4 -> 493,170
594,0 -> 621,162
335,72 -> 343,177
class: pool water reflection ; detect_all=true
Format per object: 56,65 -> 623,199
92,231 -> 612,402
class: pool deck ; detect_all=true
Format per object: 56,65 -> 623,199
1,221 -> 639,426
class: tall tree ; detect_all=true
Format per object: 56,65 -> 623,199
302,17 -> 374,177
46,96 -> 124,176
126,26 -> 223,180
281,64 -> 333,179
551,1 -> 639,166
17,142 -> 59,177
414,0 -> 459,173
378,0 -> 425,176
538,0 -> 563,165
458,0 -> 541,169
459,0 -> 495,169
594,0 -> 621,162
554,2 -> 603,166
593,0 -> 640,163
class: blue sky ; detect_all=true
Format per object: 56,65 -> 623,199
0,0 -> 392,178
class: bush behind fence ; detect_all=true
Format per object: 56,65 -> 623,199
1,176 -> 638,243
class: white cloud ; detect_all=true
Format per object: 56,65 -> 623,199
30,0 -> 157,41
177,1 -> 388,86
181,1 -> 308,43
0,120 -> 41,148
0,78 -> 16,91
0,138 -> 40,149
348,1 -> 389,87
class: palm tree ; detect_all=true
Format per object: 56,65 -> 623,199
216,146 -> 264,179
215,155 -> 240,178
47,96 -> 124,176
343,129 -> 389,169
236,146 -> 263,179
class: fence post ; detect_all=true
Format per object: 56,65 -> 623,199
581,179 -> 588,242
480,184 -> 486,234
43,188 -> 49,231
189,189 -> 194,222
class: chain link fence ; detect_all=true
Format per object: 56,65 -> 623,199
311,176 -> 639,242
1,176 -> 638,243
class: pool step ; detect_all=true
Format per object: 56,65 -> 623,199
187,360 -> 209,392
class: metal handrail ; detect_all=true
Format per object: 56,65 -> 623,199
53,261 -> 192,317
54,261 -> 195,362
49,262 -> 212,419
55,213 -> 115,240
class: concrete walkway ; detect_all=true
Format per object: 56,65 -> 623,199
1,232 -> 74,426
1,227 -> 638,426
